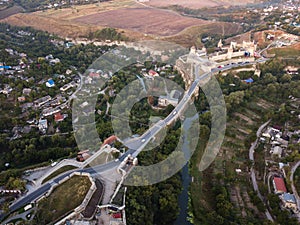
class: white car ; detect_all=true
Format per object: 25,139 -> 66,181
173,111 -> 177,115
141,139 -> 146,143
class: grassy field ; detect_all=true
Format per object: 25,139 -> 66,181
34,175 -> 91,224
164,22 -> 242,47
269,47 -> 300,58
41,165 -> 77,184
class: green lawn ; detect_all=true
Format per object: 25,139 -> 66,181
34,175 -> 91,224
42,165 -> 76,184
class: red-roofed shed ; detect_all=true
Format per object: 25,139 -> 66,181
112,212 -> 122,219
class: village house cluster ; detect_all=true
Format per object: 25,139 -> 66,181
0,44 -> 81,137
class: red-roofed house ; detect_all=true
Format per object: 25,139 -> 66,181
89,72 -> 100,78
148,70 -> 159,77
273,177 -> 287,194
54,112 -> 64,122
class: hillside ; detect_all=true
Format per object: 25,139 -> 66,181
143,0 -> 263,9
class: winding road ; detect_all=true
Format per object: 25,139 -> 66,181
249,119 -> 273,221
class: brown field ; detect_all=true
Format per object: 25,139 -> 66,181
73,7 -> 209,36
1,1 -> 208,38
1,0 -> 242,43
225,31 -> 252,44
292,42 -> 300,50
143,0 -> 221,8
143,0 -> 258,9
1,13 -> 97,38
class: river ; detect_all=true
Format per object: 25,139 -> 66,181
174,163 -> 192,225
174,114 -> 198,225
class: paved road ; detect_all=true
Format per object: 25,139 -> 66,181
249,120 -> 271,161
35,159 -> 82,186
8,161 -> 118,213
5,57 -> 269,217
125,60 -> 268,157
2,208 -> 33,225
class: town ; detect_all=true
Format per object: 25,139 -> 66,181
0,0 -> 300,225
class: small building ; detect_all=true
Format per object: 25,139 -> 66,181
42,107 -> 60,117
54,112 -> 64,122
76,150 -> 90,162
235,169 -> 242,173
34,95 -> 52,107
158,90 -> 182,107
17,96 -> 26,102
243,78 -> 254,84
21,102 -> 33,112
65,42 -> 74,48
273,177 -> 287,194
49,58 -> 60,65
38,119 -> 48,133
89,72 -> 100,78
276,137 -> 288,148
281,193 -> 297,212
262,132 -> 271,138
46,79 -> 55,88
60,81 -> 76,92
22,125 -> 32,134
22,88 -> 32,96
112,212 -> 122,219
270,146 -> 283,158
267,34 -> 275,40
148,69 -> 159,77
285,66 -> 299,75
65,69 -> 72,75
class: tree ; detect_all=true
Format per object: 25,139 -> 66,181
226,90 -> 245,113
279,74 -> 292,83
262,73 -> 277,84
6,177 -> 26,191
